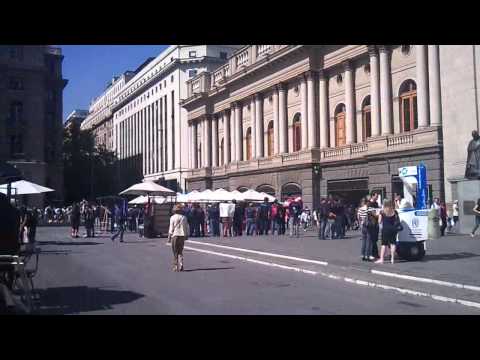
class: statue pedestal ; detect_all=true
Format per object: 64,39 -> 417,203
448,177 -> 480,234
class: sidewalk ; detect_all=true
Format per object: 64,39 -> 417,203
191,229 -> 480,287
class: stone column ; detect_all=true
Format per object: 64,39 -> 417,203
235,102 -> 243,161
300,74 -> 308,149
251,96 -> 256,158
191,123 -> 198,168
379,46 -> 393,135
231,104 -> 236,162
319,70 -> 329,148
307,71 -> 317,148
224,110 -> 231,164
212,115 -> 218,167
273,87 -> 279,155
416,45 -> 430,128
255,93 -> 264,157
368,46 -> 381,137
278,83 -> 288,153
344,61 -> 356,144
428,44 -> 442,126
205,115 -> 212,167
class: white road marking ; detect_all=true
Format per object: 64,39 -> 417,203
186,240 -> 328,266
176,244 -> 480,311
371,270 -> 480,292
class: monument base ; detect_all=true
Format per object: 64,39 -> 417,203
448,177 -> 480,234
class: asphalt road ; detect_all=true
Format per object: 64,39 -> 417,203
30,227 -> 478,315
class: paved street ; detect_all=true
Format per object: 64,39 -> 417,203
25,226 -> 480,315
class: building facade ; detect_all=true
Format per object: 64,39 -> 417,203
64,109 -> 88,131
111,45 -> 241,192
81,71 -> 135,151
0,45 -> 68,206
182,45 -> 451,209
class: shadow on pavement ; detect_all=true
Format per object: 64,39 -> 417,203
39,249 -> 73,255
34,286 -> 145,314
37,241 -> 103,246
183,267 -> 235,272
422,252 -> 480,262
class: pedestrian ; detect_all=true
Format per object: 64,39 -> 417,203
394,194 -> 402,209
278,203 -> 286,235
318,198 -> 328,240
288,200 -> 301,237
367,192 -> 381,258
357,198 -> 374,261
452,200 -> 460,232
470,198 -> 480,237
169,204 -> 189,272
300,207 -> 310,232
440,201 -> 448,236
232,200 -> 243,236
208,204 -> 221,237
245,203 -> 256,236
431,197 -> 441,215
111,203 -> 125,243
270,201 -> 279,235
257,198 -> 271,235
221,202 -> 234,237
84,204 -> 95,238
137,206 -> 144,238
375,199 -> 403,264
70,202 -> 80,238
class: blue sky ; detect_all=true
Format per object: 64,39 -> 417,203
61,45 -> 169,120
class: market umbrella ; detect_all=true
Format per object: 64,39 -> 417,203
258,192 -> 276,203
0,180 -> 55,195
240,189 -> 275,202
209,188 -> 240,202
128,195 -> 167,205
119,181 -> 176,196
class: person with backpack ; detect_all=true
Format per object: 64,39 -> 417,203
375,199 -> 403,264
168,204 -> 189,272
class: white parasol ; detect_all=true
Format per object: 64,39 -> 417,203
0,180 -> 55,195
128,195 -> 167,205
119,181 -> 176,196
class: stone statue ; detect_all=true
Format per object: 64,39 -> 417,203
465,130 -> 480,179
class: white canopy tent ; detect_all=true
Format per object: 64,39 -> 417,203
128,195 -> 167,205
0,180 -> 55,195
119,181 -> 176,196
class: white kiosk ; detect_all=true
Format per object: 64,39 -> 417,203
396,164 -> 429,260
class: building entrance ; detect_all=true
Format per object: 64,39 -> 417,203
327,178 -> 369,206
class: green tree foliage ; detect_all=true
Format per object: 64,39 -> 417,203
62,124 -> 118,204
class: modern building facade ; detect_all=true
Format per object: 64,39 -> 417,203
0,45 -> 68,206
64,109 -> 88,131
81,71 -> 136,151
182,45 -> 452,209
111,45 -> 241,192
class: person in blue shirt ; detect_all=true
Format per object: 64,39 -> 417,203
111,203 -> 125,243
257,198 -> 271,235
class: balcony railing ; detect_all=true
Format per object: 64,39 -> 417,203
257,45 -> 273,57
235,49 -> 250,68
188,127 -> 442,179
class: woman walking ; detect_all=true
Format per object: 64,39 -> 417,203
375,199 -> 402,264
169,204 -> 189,272
470,198 -> 480,237
70,202 -> 80,238
357,199 -> 374,261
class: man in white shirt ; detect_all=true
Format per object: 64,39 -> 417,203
169,204 -> 190,272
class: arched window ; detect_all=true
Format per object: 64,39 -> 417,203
220,138 -> 224,165
362,96 -> 372,141
293,113 -> 301,152
256,184 -> 276,197
281,182 -> 302,201
246,127 -> 252,160
399,80 -> 418,132
335,104 -> 346,146
267,121 -> 274,157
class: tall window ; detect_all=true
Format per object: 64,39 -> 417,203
399,80 -> 418,132
246,127 -> 252,160
362,96 -> 372,142
267,121 -> 274,157
293,114 -> 301,152
220,138 -> 224,165
335,104 -> 346,146
9,102 -> 23,127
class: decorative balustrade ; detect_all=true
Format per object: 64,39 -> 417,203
257,45 -> 272,57
191,78 -> 201,92
235,49 -> 250,68
387,133 -> 414,147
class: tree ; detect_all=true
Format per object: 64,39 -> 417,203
63,124 -> 118,204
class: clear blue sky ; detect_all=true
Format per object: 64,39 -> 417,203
61,45 -> 169,120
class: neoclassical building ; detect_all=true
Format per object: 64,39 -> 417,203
181,45 -> 447,208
